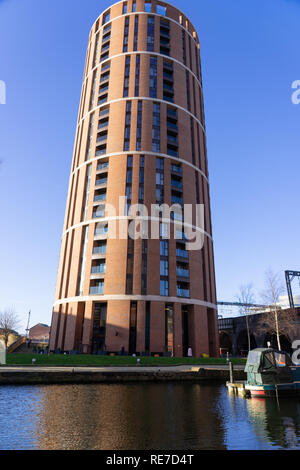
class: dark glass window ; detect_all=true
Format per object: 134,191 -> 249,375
135,54 -> 140,96
123,55 -> 131,97
152,103 -> 160,152
147,16 -> 155,52
149,56 -> 157,98
136,100 -> 142,151
123,17 -> 130,52
124,101 -> 132,151
134,15 -> 139,51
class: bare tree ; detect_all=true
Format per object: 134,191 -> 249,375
0,308 -> 20,347
236,283 -> 255,352
259,269 -> 295,351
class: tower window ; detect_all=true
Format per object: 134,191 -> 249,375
145,2 -> 152,12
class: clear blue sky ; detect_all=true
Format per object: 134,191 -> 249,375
0,0 -> 299,332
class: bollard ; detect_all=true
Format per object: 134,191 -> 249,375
229,362 -> 234,384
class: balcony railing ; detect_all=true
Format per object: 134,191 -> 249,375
94,194 -> 106,202
93,246 -> 107,254
95,178 -> 107,186
91,266 -> 106,274
177,288 -> 190,298
177,268 -> 190,278
176,249 -> 189,259
171,179 -> 183,190
90,286 -> 104,295
95,149 -> 107,157
97,162 -> 109,171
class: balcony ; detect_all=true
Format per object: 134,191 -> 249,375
163,82 -> 174,92
97,161 -> 109,171
176,249 -> 189,259
95,178 -> 107,187
177,288 -> 190,298
176,268 -> 190,279
167,135 -> 178,146
90,285 -> 104,295
93,246 -> 107,255
167,121 -> 178,132
91,265 -> 106,274
171,179 -> 183,190
98,95 -> 108,106
101,42 -> 110,53
171,196 -> 183,205
100,74 -> 110,84
99,84 -> 109,95
167,147 -> 178,157
171,164 -> 182,175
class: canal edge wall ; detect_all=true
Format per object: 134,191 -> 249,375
0,368 -> 246,385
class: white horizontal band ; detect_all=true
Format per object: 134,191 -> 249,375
78,95 -> 205,135
91,4 -> 200,46
54,294 -> 217,310
84,49 -> 202,94
72,150 -> 209,183
62,215 -> 213,241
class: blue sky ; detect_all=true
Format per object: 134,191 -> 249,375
0,0 -> 299,332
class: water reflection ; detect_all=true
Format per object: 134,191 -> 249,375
0,384 -> 300,450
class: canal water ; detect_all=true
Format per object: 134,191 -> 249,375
1,383 -> 300,450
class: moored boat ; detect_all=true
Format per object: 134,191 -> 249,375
244,348 -> 300,398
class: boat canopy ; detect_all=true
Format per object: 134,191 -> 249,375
245,348 -> 292,374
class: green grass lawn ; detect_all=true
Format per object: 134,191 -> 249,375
5,354 -> 247,367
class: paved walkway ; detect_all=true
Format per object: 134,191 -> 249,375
0,364 -> 245,373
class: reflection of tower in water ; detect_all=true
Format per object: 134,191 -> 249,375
35,384 -> 226,450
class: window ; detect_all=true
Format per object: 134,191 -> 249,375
134,15 -> 139,51
190,118 -> 195,165
145,2 -> 152,12
147,16 -> 155,51
139,155 -> 145,203
103,11 -> 110,25
123,17 -> 130,52
93,240 -> 107,254
160,260 -> 169,277
186,70 -> 191,111
124,101 -> 132,151
91,261 -> 106,274
135,54 -> 140,96
126,155 -> 133,215
157,4 -> 166,16
136,101 -> 142,151
149,56 -> 157,98
160,18 -> 170,56
163,60 -> 174,102
90,280 -> 104,295
156,157 -> 164,204
132,2 -> 136,12
123,3 -> 127,14
82,165 -> 92,221
93,33 -> 100,68
123,56 -> 131,97
182,30 -> 186,65
160,240 -> 168,257
126,236 -> 134,294
160,280 -> 169,296
152,103 -> 160,152
93,204 -> 106,219
85,113 -> 95,161
165,305 -> 174,354
77,226 -> 89,296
